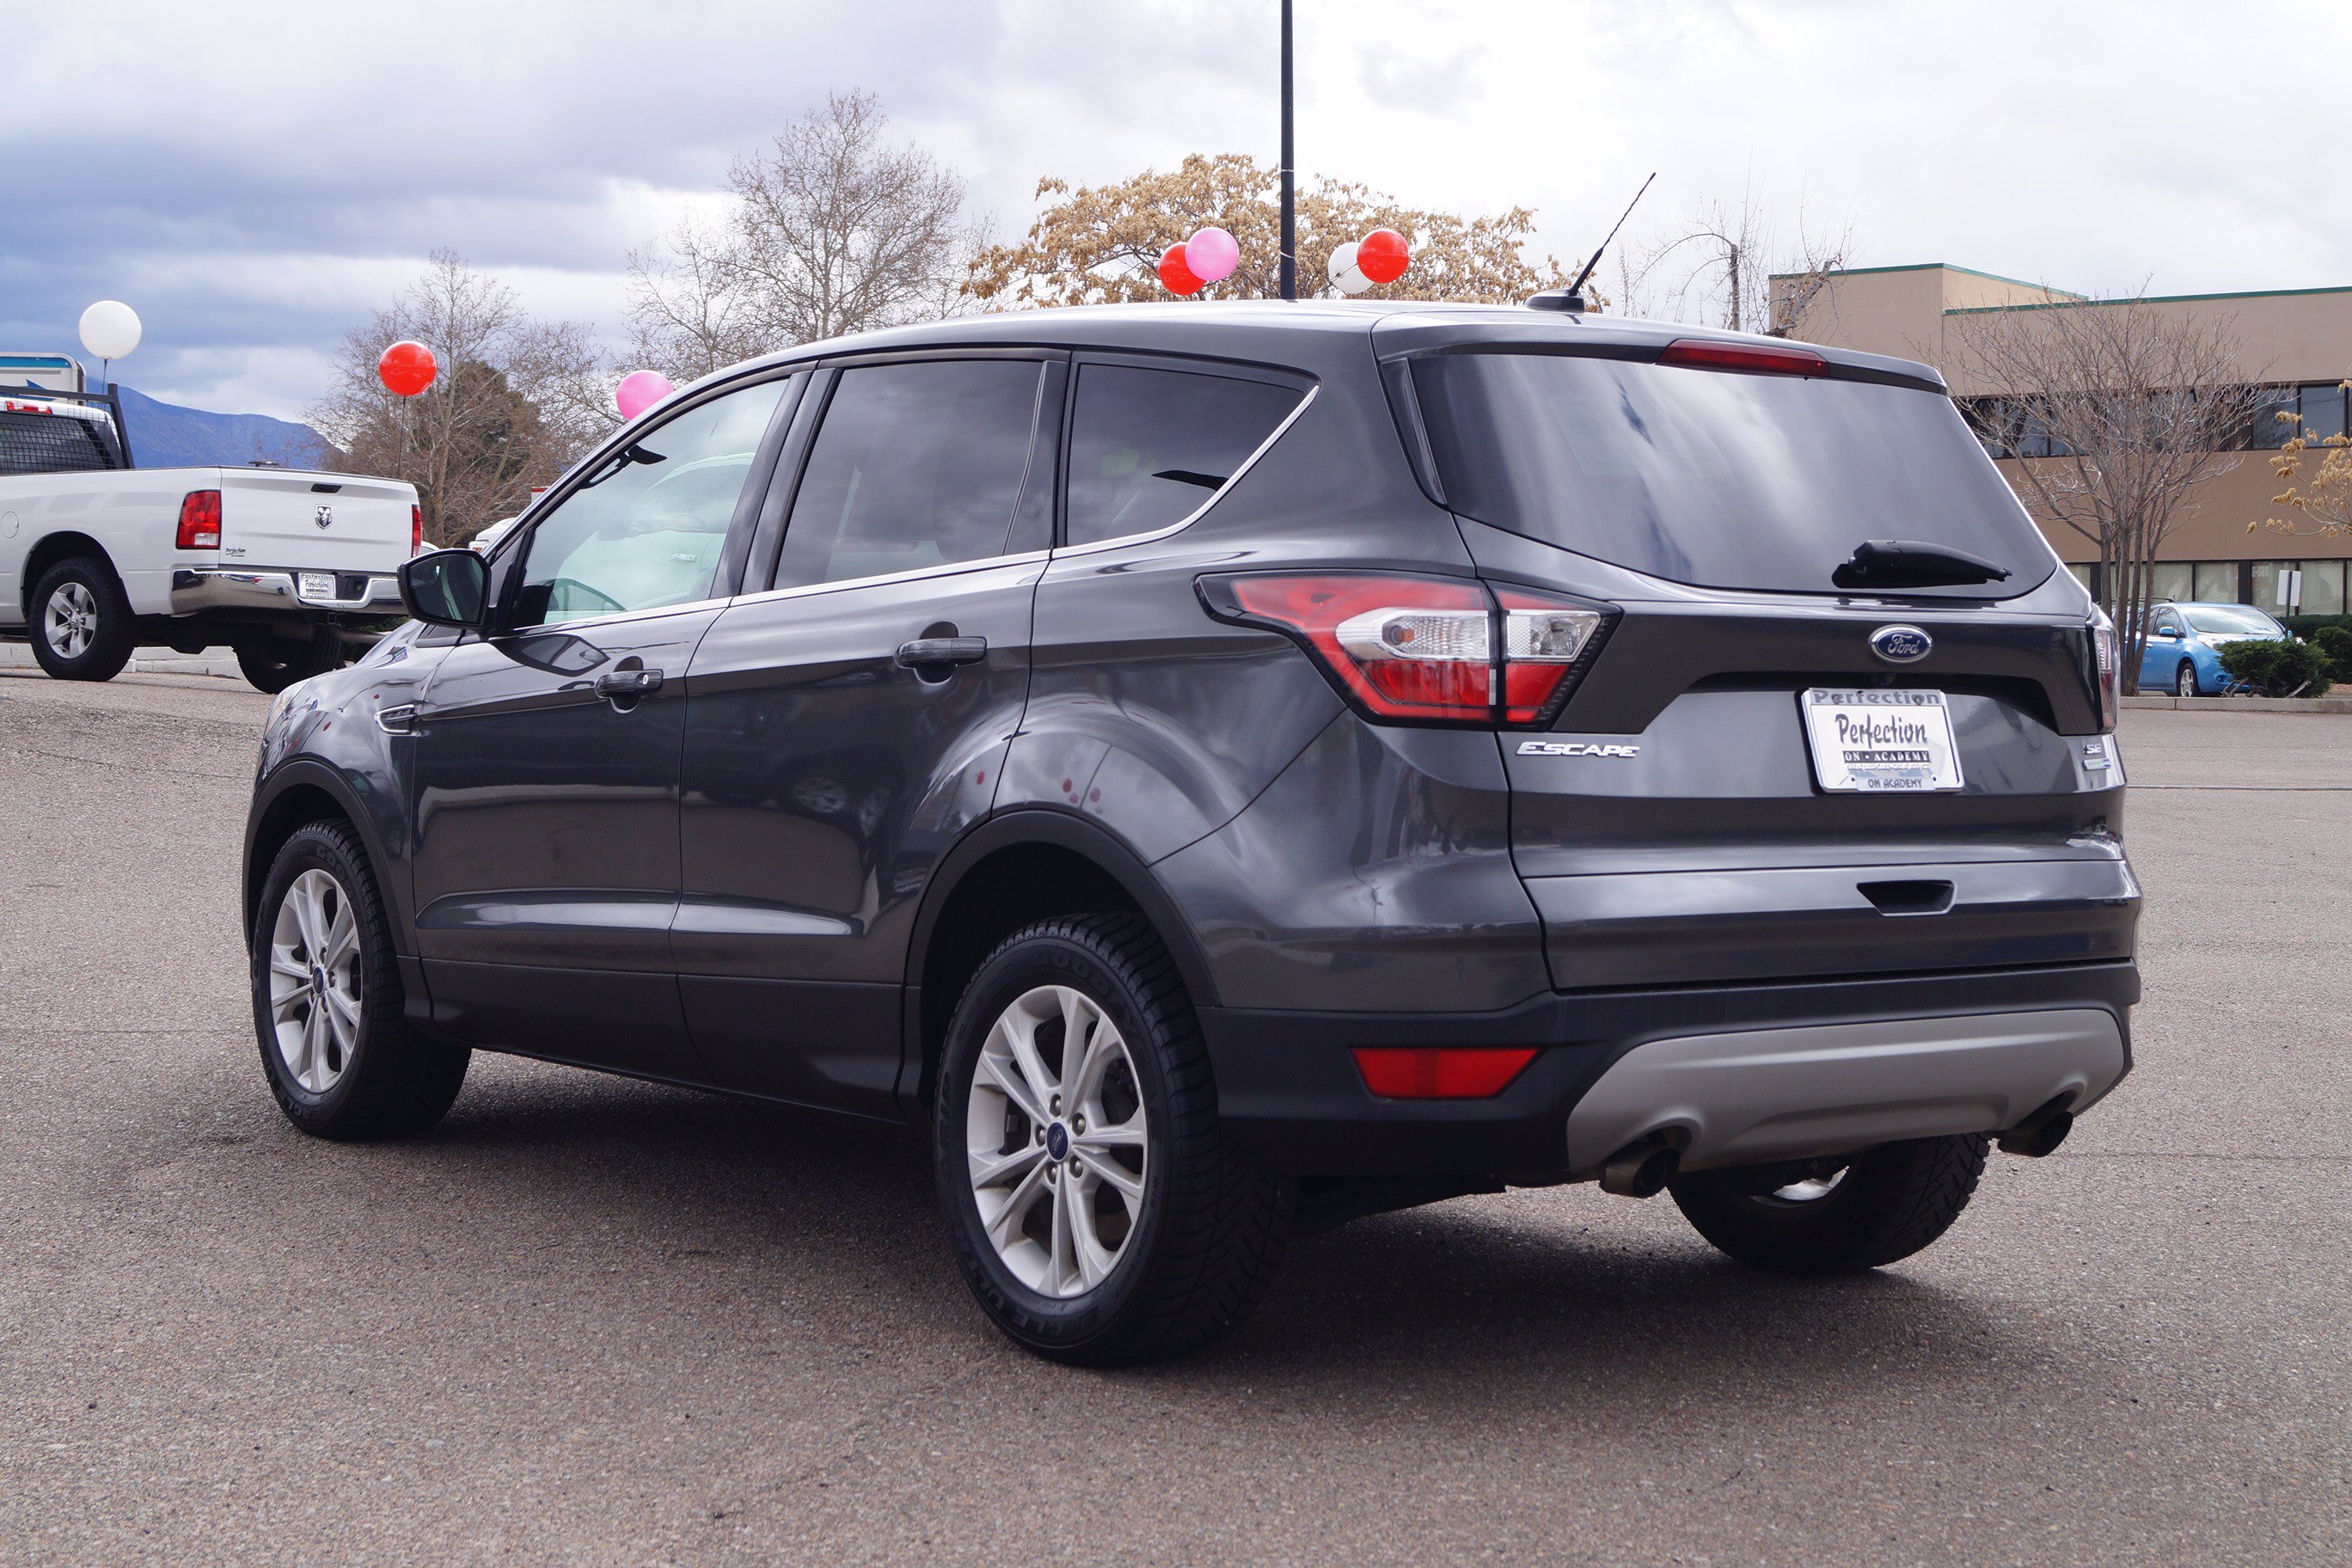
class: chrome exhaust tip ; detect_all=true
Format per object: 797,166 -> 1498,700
1600,1138 -> 1681,1198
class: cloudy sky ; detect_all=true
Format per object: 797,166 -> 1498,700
6,0 -> 2348,420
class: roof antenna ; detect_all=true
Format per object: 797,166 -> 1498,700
1530,171 -> 1655,315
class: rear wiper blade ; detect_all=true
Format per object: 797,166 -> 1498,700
1833,538 -> 2013,591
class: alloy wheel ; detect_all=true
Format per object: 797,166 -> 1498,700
965,984 -> 1149,1298
2177,664 -> 2196,697
43,582 -> 97,659
266,868 -> 363,1093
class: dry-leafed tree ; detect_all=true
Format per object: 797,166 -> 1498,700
1614,191 -> 1851,336
2254,377 -> 2352,538
310,252 -> 611,546
1944,291 -> 2269,689
964,152 -> 1569,308
626,92 -> 979,382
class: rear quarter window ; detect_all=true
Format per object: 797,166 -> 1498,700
1063,364 -> 1303,547
1409,350 -> 2053,598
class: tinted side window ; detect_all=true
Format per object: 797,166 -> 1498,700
516,377 -> 789,627
1064,365 -> 1303,547
774,359 -> 1046,591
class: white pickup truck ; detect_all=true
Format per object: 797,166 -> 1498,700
0,370 -> 418,692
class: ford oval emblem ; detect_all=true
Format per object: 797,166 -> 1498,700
1870,624 -> 1932,664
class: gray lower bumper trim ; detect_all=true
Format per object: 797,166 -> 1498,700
1564,1008 -> 2127,1174
169,567 -> 401,616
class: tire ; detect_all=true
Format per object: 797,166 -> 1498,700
933,915 -> 1289,1364
235,628 -> 341,694
249,819 -> 469,1139
1669,1134 -> 1990,1275
28,557 -> 135,682
2177,661 -> 2198,698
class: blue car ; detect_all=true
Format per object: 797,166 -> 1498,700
2140,600 -> 2289,695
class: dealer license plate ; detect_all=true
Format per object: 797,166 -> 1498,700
1801,688 -> 1963,793
297,572 -> 338,603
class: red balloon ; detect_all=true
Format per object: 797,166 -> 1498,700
1158,242 -> 1205,297
377,339 -> 438,397
1357,228 -> 1411,285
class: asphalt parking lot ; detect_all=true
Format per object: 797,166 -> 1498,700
1,668 -> 2345,1566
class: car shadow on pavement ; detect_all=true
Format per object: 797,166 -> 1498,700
225,1059 -> 2056,1424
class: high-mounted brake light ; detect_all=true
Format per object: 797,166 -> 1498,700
175,489 -> 222,550
1198,572 -> 1614,728
411,502 -> 424,555
1657,338 -> 1827,377
1353,1047 -> 1539,1099
2089,607 -> 2118,732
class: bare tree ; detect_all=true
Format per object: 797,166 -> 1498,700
626,92 -> 979,380
310,252 -> 612,545
1614,191 -> 1850,336
1945,291 -> 2268,690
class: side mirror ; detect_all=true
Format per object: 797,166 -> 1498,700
399,548 -> 490,628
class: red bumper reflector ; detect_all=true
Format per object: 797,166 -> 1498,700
1351,1046 -> 1540,1099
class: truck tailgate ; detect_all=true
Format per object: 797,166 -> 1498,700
220,470 -> 412,572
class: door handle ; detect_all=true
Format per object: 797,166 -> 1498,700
593,667 -> 664,699
895,637 -> 988,670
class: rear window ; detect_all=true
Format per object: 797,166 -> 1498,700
0,408 -> 121,475
1408,351 -> 2052,597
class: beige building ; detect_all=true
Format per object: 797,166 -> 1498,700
1778,263 -> 2352,616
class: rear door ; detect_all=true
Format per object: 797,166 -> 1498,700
1386,333 -> 2136,989
408,372 -> 798,1078
677,352 -> 1059,1115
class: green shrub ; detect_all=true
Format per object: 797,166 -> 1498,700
2218,638 -> 2334,696
2282,613 -> 2352,639
2312,625 -> 2352,683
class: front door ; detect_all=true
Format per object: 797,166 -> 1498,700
408,372 -> 797,1080
677,354 -> 1059,1114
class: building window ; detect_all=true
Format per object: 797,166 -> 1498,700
2192,561 -> 2239,602
2298,383 -> 2349,447
2239,387 -> 2300,450
2148,562 -> 2194,602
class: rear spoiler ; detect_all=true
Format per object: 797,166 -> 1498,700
0,382 -> 132,468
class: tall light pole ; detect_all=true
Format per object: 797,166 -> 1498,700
1279,0 -> 1296,301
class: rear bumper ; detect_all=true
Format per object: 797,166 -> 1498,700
169,566 -> 402,618
1198,960 -> 2138,1177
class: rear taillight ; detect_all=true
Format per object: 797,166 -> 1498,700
2090,607 -> 2118,732
1198,572 -> 1614,728
1657,338 -> 1827,377
1353,1047 -> 1539,1099
411,503 -> 424,555
175,490 -> 222,550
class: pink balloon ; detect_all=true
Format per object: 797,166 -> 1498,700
1185,226 -> 1240,285
614,370 -> 676,422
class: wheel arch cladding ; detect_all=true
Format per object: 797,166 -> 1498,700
904,810 -> 1221,1105
246,767 -> 398,949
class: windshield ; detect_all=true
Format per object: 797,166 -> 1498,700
2180,604 -> 2283,635
1409,350 -> 2054,597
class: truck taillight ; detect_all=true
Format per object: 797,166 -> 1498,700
411,503 -> 424,555
2090,607 -> 2118,732
175,490 -> 222,550
1197,572 -> 1614,729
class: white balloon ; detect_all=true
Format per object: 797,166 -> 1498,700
1326,242 -> 1371,297
79,300 -> 142,363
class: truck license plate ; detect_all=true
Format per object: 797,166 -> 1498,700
297,572 -> 337,603
1801,688 -> 1963,793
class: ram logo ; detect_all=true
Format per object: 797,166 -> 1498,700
314,505 -> 334,530
1517,740 -> 1640,758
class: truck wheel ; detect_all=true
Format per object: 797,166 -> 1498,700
250,819 -> 469,1139
934,914 -> 1289,1364
28,558 -> 135,682
1668,1134 -> 1989,1274
235,629 -> 341,694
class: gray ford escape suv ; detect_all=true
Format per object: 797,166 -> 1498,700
243,300 -> 2137,1363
